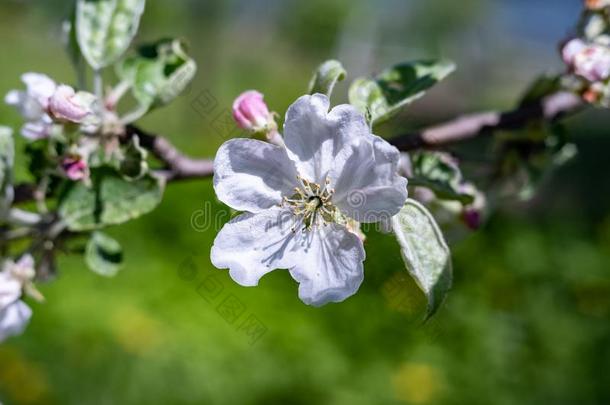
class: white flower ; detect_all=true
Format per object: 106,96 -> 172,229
0,255 -> 36,343
0,270 -> 21,310
211,94 -> 408,306
5,73 -> 56,140
0,300 -> 32,343
0,254 -> 35,309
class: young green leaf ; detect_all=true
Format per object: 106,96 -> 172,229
519,74 -> 561,107
116,38 -> 197,113
85,231 -> 124,277
59,168 -> 165,231
76,0 -> 146,70
391,199 -> 452,319
119,135 -> 148,180
410,151 -> 476,205
349,60 -> 455,125
308,60 -> 347,97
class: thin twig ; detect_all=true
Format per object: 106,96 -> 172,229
125,125 -> 215,181
389,92 -> 584,150
12,91 -> 585,204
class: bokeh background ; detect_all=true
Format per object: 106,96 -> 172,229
1,0 -> 610,404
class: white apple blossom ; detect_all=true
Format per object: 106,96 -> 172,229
211,94 -> 408,306
0,254 -> 36,343
0,254 -> 35,309
4,73 -> 56,140
0,300 -> 32,343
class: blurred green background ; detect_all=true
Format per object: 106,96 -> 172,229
1,0 -> 610,404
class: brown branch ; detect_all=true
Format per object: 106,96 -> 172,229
14,183 -> 36,205
125,125 -> 214,181
389,91 -> 584,150
12,91 -> 585,205
127,91 -> 584,179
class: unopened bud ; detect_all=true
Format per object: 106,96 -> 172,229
48,85 -> 95,123
61,155 -> 89,181
232,90 -> 277,136
585,0 -> 610,10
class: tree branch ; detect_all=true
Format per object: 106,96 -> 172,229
127,91 -> 584,179
12,91 -> 585,206
389,91 -> 584,150
125,125 -> 214,181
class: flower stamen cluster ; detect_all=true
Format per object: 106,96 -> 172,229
282,176 -> 336,231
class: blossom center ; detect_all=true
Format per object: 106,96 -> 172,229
282,175 -> 336,231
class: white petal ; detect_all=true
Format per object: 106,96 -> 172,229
0,272 -> 21,310
20,121 -> 52,140
283,94 -> 370,183
213,139 -> 299,213
0,300 -> 32,343
211,207 -> 301,286
6,90 -> 45,121
4,90 -> 23,106
22,72 -> 56,109
289,223 -> 365,306
332,135 -> 408,223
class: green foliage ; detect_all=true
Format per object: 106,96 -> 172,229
349,60 -> 455,125
119,135 -> 148,180
519,74 -> 561,106
307,59 -> 346,98
116,38 -> 197,113
85,231 -> 124,277
391,199 -> 452,318
495,122 -> 577,201
58,168 -> 165,231
76,0 -> 146,70
410,151 -> 477,204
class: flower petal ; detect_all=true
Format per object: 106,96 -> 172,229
283,94 -> 370,183
213,139 -> 298,212
332,135 -> 408,223
22,72 -> 56,109
289,223 -> 365,306
0,272 -> 21,310
0,300 -> 32,343
211,207 -> 301,286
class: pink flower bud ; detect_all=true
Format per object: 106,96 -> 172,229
232,90 -> 275,133
586,0 -> 610,10
61,155 -> 89,181
462,208 -> 482,230
563,39 -> 610,82
48,85 -> 94,123
562,39 -> 587,66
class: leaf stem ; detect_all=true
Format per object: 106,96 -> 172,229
6,208 -> 42,226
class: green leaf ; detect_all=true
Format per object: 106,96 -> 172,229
59,168 -> 165,231
495,122 -> 577,201
76,0 -> 146,70
391,199 -> 452,319
308,60 -> 346,97
63,9 -> 87,87
349,59 -> 455,125
116,38 -> 197,112
85,231 -> 123,277
410,151 -> 475,204
519,74 -> 560,107
0,126 -> 14,217
119,135 -> 148,180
